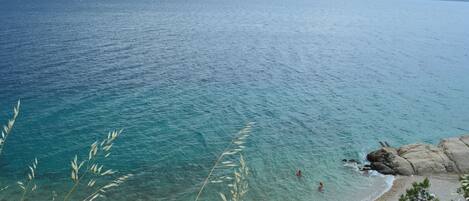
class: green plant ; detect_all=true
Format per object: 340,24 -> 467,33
458,174 -> 469,200
398,178 -> 439,201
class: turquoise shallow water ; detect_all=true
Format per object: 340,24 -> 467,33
1,0 -> 469,200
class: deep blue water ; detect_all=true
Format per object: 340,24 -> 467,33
1,0 -> 469,200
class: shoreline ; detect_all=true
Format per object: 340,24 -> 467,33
372,174 -> 395,201
366,134 -> 469,200
374,174 -> 463,201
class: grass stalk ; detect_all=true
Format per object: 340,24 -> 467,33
195,122 -> 253,201
17,158 -> 38,201
0,100 -> 20,157
64,130 -> 124,201
0,102 -> 129,201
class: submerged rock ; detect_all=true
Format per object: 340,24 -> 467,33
367,135 -> 469,176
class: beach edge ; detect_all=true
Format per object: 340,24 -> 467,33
374,174 -> 462,201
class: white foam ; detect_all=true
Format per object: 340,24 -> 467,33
372,174 -> 395,201
355,150 -> 395,201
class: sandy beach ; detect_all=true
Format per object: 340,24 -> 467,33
376,174 -> 464,201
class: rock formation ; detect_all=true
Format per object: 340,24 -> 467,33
366,135 -> 469,175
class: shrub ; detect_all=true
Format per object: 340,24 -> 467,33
398,178 -> 439,201
458,174 -> 469,200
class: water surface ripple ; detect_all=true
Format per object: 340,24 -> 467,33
1,0 -> 469,200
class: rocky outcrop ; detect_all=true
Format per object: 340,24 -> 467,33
367,135 -> 469,176
399,144 -> 455,174
439,137 -> 469,173
367,147 -> 414,175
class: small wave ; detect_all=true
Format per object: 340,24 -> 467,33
361,148 -> 395,201
343,161 -> 360,171
370,173 -> 395,201
351,151 -> 395,201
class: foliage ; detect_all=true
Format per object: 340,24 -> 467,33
0,101 -> 20,193
0,100 -> 20,156
195,122 -> 253,201
458,174 -> 469,200
219,154 -> 249,201
64,129 -> 132,201
398,178 -> 439,201
17,158 -> 38,201
0,101 -> 130,201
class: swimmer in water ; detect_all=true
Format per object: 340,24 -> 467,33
296,169 -> 302,177
318,181 -> 324,192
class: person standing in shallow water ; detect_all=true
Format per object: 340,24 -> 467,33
296,169 -> 302,177
318,181 -> 324,192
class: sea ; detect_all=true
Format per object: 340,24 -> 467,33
1,0 -> 469,200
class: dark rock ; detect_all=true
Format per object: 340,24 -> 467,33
379,141 -> 386,147
366,147 -> 414,175
371,162 -> 395,175
384,141 -> 391,147
366,147 -> 397,163
361,167 -> 372,171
